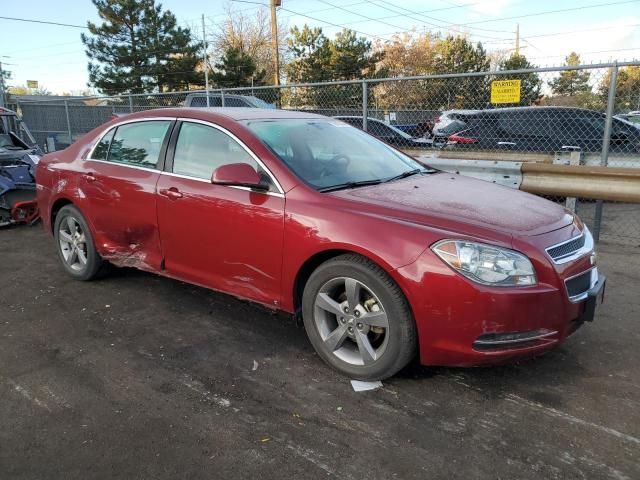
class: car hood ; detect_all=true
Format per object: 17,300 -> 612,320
330,172 -> 573,237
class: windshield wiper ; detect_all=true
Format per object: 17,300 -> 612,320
318,179 -> 383,193
384,168 -> 434,183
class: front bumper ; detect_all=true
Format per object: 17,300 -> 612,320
396,248 -> 604,367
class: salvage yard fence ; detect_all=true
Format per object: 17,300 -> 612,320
10,61 -> 640,246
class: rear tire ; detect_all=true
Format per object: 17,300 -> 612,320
302,254 -> 417,380
54,205 -> 104,281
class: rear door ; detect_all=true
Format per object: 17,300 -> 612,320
79,119 -> 174,269
155,120 -> 285,306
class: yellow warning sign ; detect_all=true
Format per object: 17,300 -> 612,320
491,79 -> 521,104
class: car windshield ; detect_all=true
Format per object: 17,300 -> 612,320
244,119 -> 425,191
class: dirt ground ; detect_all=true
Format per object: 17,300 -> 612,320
1,225 -> 638,480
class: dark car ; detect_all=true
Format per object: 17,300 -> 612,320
184,93 -> 275,109
432,107 -> 640,153
334,116 -> 433,149
0,107 -> 42,225
37,108 -> 604,380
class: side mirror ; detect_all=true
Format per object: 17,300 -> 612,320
211,163 -> 269,191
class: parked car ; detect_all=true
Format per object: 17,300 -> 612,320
334,116 -> 433,148
432,107 -> 640,152
0,107 -> 42,226
184,93 -> 275,109
616,111 -> 640,126
36,108 -> 605,380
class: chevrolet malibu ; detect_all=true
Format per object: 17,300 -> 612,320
36,108 -> 605,380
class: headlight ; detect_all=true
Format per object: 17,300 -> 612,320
432,240 -> 537,286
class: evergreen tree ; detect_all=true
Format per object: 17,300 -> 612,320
285,25 -> 332,84
549,52 -> 591,96
329,29 -> 378,80
499,53 -> 542,105
82,0 -> 202,94
211,47 -> 266,88
432,36 -> 491,109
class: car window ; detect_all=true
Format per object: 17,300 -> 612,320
91,128 -> 115,160
245,119 -> 424,190
368,121 -> 397,138
498,110 -> 551,136
339,118 -> 363,129
224,97 -> 248,107
107,121 -> 172,168
551,111 -> 603,139
172,122 -> 259,181
189,96 -> 223,107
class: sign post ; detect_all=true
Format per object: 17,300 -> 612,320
26,80 -> 39,89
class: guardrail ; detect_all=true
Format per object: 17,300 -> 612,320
411,154 -> 640,203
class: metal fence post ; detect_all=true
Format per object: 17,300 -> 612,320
64,100 -> 72,144
362,80 -> 368,132
129,94 -> 134,113
593,63 -> 618,243
221,89 -> 225,107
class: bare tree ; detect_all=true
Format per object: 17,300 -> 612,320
212,4 -> 288,85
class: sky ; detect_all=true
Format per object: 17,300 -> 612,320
0,0 -> 639,95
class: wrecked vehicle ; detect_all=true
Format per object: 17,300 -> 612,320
37,108 -> 605,380
0,107 -> 42,226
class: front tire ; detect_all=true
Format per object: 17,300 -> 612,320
302,254 -> 417,380
54,205 -> 103,281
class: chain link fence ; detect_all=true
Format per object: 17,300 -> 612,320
8,61 -> 640,245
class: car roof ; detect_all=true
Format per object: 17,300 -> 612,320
115,107 -> 329,122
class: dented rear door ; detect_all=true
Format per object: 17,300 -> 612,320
78,119 -> 174,270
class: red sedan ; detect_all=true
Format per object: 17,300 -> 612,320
36,108 -> 605,380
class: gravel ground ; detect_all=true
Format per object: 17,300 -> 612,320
1,225 -> 638,480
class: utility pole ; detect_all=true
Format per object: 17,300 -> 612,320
0,61 -> 5,109
515,23 -> 520,56
270,0 -> 281,86
202,14 -> 210,107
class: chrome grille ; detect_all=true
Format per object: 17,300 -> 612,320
546,228 -> 593,265
547,235 -> 586,261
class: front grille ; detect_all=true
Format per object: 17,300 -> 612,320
547,234 -> 586,261
565,269 -> 592,298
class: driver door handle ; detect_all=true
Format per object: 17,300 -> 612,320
159,187 -> 183,200
82,172 -> 97,183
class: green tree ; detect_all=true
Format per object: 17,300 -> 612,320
285,25 -> 332,84
499,53 -> 542,105
432,36 -> 491,109
211,47 -> 266,88
82,0 -> 203,94
330,29 -> 378,80
549,52 -> 591,96
598,66 -> 640,112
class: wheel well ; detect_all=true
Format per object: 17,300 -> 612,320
50,198 -> 73,232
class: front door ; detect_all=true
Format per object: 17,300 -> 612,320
155,120 -> 285,307
78,119 -> 174,269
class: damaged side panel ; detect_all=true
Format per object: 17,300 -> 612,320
75,160 -> 164,272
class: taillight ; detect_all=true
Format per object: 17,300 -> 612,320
448,134 -> 478,144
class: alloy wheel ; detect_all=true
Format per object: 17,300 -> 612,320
58,216 -> 88,272
313,277 -> 390,366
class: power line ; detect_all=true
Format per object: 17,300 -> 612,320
278,6 -> 389,40
484,23 -> 640,45
316,0 -> 505,42
447,0 -> 640,28
365,0 -> 512,35
0,15 -> 87,29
